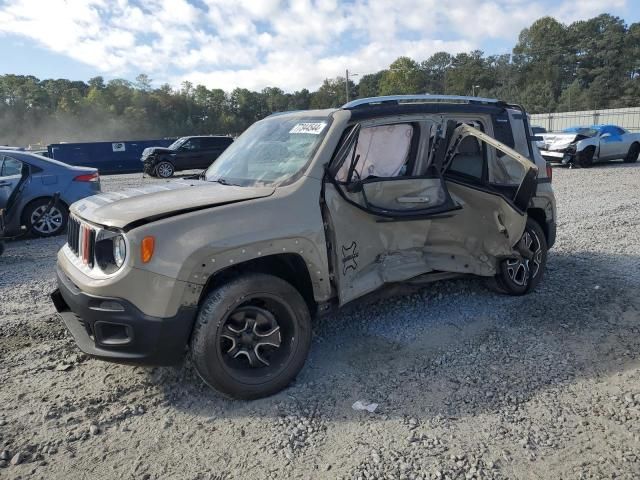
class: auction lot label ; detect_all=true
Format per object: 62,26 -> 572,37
290,122 -> 326,134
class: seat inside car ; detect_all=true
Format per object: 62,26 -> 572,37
448,135 -> 483,179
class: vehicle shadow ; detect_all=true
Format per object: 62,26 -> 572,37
152,249 -> 640,422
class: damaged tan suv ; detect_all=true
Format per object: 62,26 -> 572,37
51,95 -> 557,399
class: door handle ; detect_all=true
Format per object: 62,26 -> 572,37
494,211 -> 507,234
0,181 -> 11,187
397,196 -> 430,203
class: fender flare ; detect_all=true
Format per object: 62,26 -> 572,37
178,237 -> 333,304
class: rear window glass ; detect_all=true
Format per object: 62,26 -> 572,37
202,137 -> 233,148
492,111 -> 515,150
1,156 -> 23,176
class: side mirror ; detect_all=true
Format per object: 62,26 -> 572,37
600,133 -> 611,139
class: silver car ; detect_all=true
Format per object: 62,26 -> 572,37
0,150 -> 100,237
539,124 -> 640,168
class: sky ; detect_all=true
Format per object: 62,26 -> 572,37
0,0 -> 638,93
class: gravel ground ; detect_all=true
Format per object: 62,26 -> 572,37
1,163 -> 639,480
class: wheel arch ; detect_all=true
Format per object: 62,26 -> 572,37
197,253 -> 319,315
526,207 -> 548,243
576,139 -> 597,158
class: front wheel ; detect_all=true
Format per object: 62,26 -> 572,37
493,219 -> 548,295
24,198 -> 68,237
624,143 -> 639,163
191,273 -> 312,399
155,161 -> 175,178
576,147 -> 594,168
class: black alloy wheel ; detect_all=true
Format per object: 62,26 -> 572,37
493,218 -> 548,295
191,273 -> 311,399
576,147 -> 594,168
624,143 -> 639,163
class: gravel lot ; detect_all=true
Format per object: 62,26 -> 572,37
1,163 -> 639,480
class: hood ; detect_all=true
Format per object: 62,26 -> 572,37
142,147 -> 174,157
539,133 -> 579,151
71,179 -> 275,229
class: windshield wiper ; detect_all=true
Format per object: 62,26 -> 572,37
210,177 -> 241,186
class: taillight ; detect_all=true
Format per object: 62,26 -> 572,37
74,172 -> 99,182
545,163 -> 553,182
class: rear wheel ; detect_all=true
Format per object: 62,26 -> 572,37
155,161 -> 175,178
191,273 -> 312,399
24,198 -> 68,237
624,143 -> 639,163
492,219 -> 547,295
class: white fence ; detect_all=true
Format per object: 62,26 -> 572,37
530,107 -> 640,132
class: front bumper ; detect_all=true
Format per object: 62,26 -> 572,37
51,266 -> 196,365
141,156 -> 158,174
540,150 -> 573,164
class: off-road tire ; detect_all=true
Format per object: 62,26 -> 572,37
492,218 -> 548,296
191,273 -> 312,400
624,143 -> 639,163
576,147 -> 595,168
155,161 -> 175,178
23,197 -> 68,237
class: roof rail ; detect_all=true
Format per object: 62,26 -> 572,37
342,94 -> 500,109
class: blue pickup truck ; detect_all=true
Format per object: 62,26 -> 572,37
47,139 -> 175,174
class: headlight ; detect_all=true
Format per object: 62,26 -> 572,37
113,235 -> 126,268
95,230 -> 127,273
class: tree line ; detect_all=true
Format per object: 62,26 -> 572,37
1,13 -> 639,146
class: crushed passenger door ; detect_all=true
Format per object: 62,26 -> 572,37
323,120 -> 538,305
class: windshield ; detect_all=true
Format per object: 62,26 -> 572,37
562,127 -> 598,137
168,137 -> 187,150
204,116 -> 329,186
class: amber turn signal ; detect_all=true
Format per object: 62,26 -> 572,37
141,236 -> 155,263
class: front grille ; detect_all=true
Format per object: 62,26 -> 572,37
67,216 -> 96,267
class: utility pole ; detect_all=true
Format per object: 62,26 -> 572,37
345,69 -> 358,103
346,69 -> 350,103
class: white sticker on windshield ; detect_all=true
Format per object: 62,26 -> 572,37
289,122 -> 327,134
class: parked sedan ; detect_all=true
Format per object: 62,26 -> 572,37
0,150 -> 100,237
539,124 -> 640,168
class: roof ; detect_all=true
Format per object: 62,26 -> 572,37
565,124 -> 621,131
342,94 -> 501,109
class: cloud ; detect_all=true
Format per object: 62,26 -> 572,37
0,0 -> 631,91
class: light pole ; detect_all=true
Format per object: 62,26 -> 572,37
346,69 -> 358,103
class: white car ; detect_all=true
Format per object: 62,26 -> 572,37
539,124 -> 640,168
